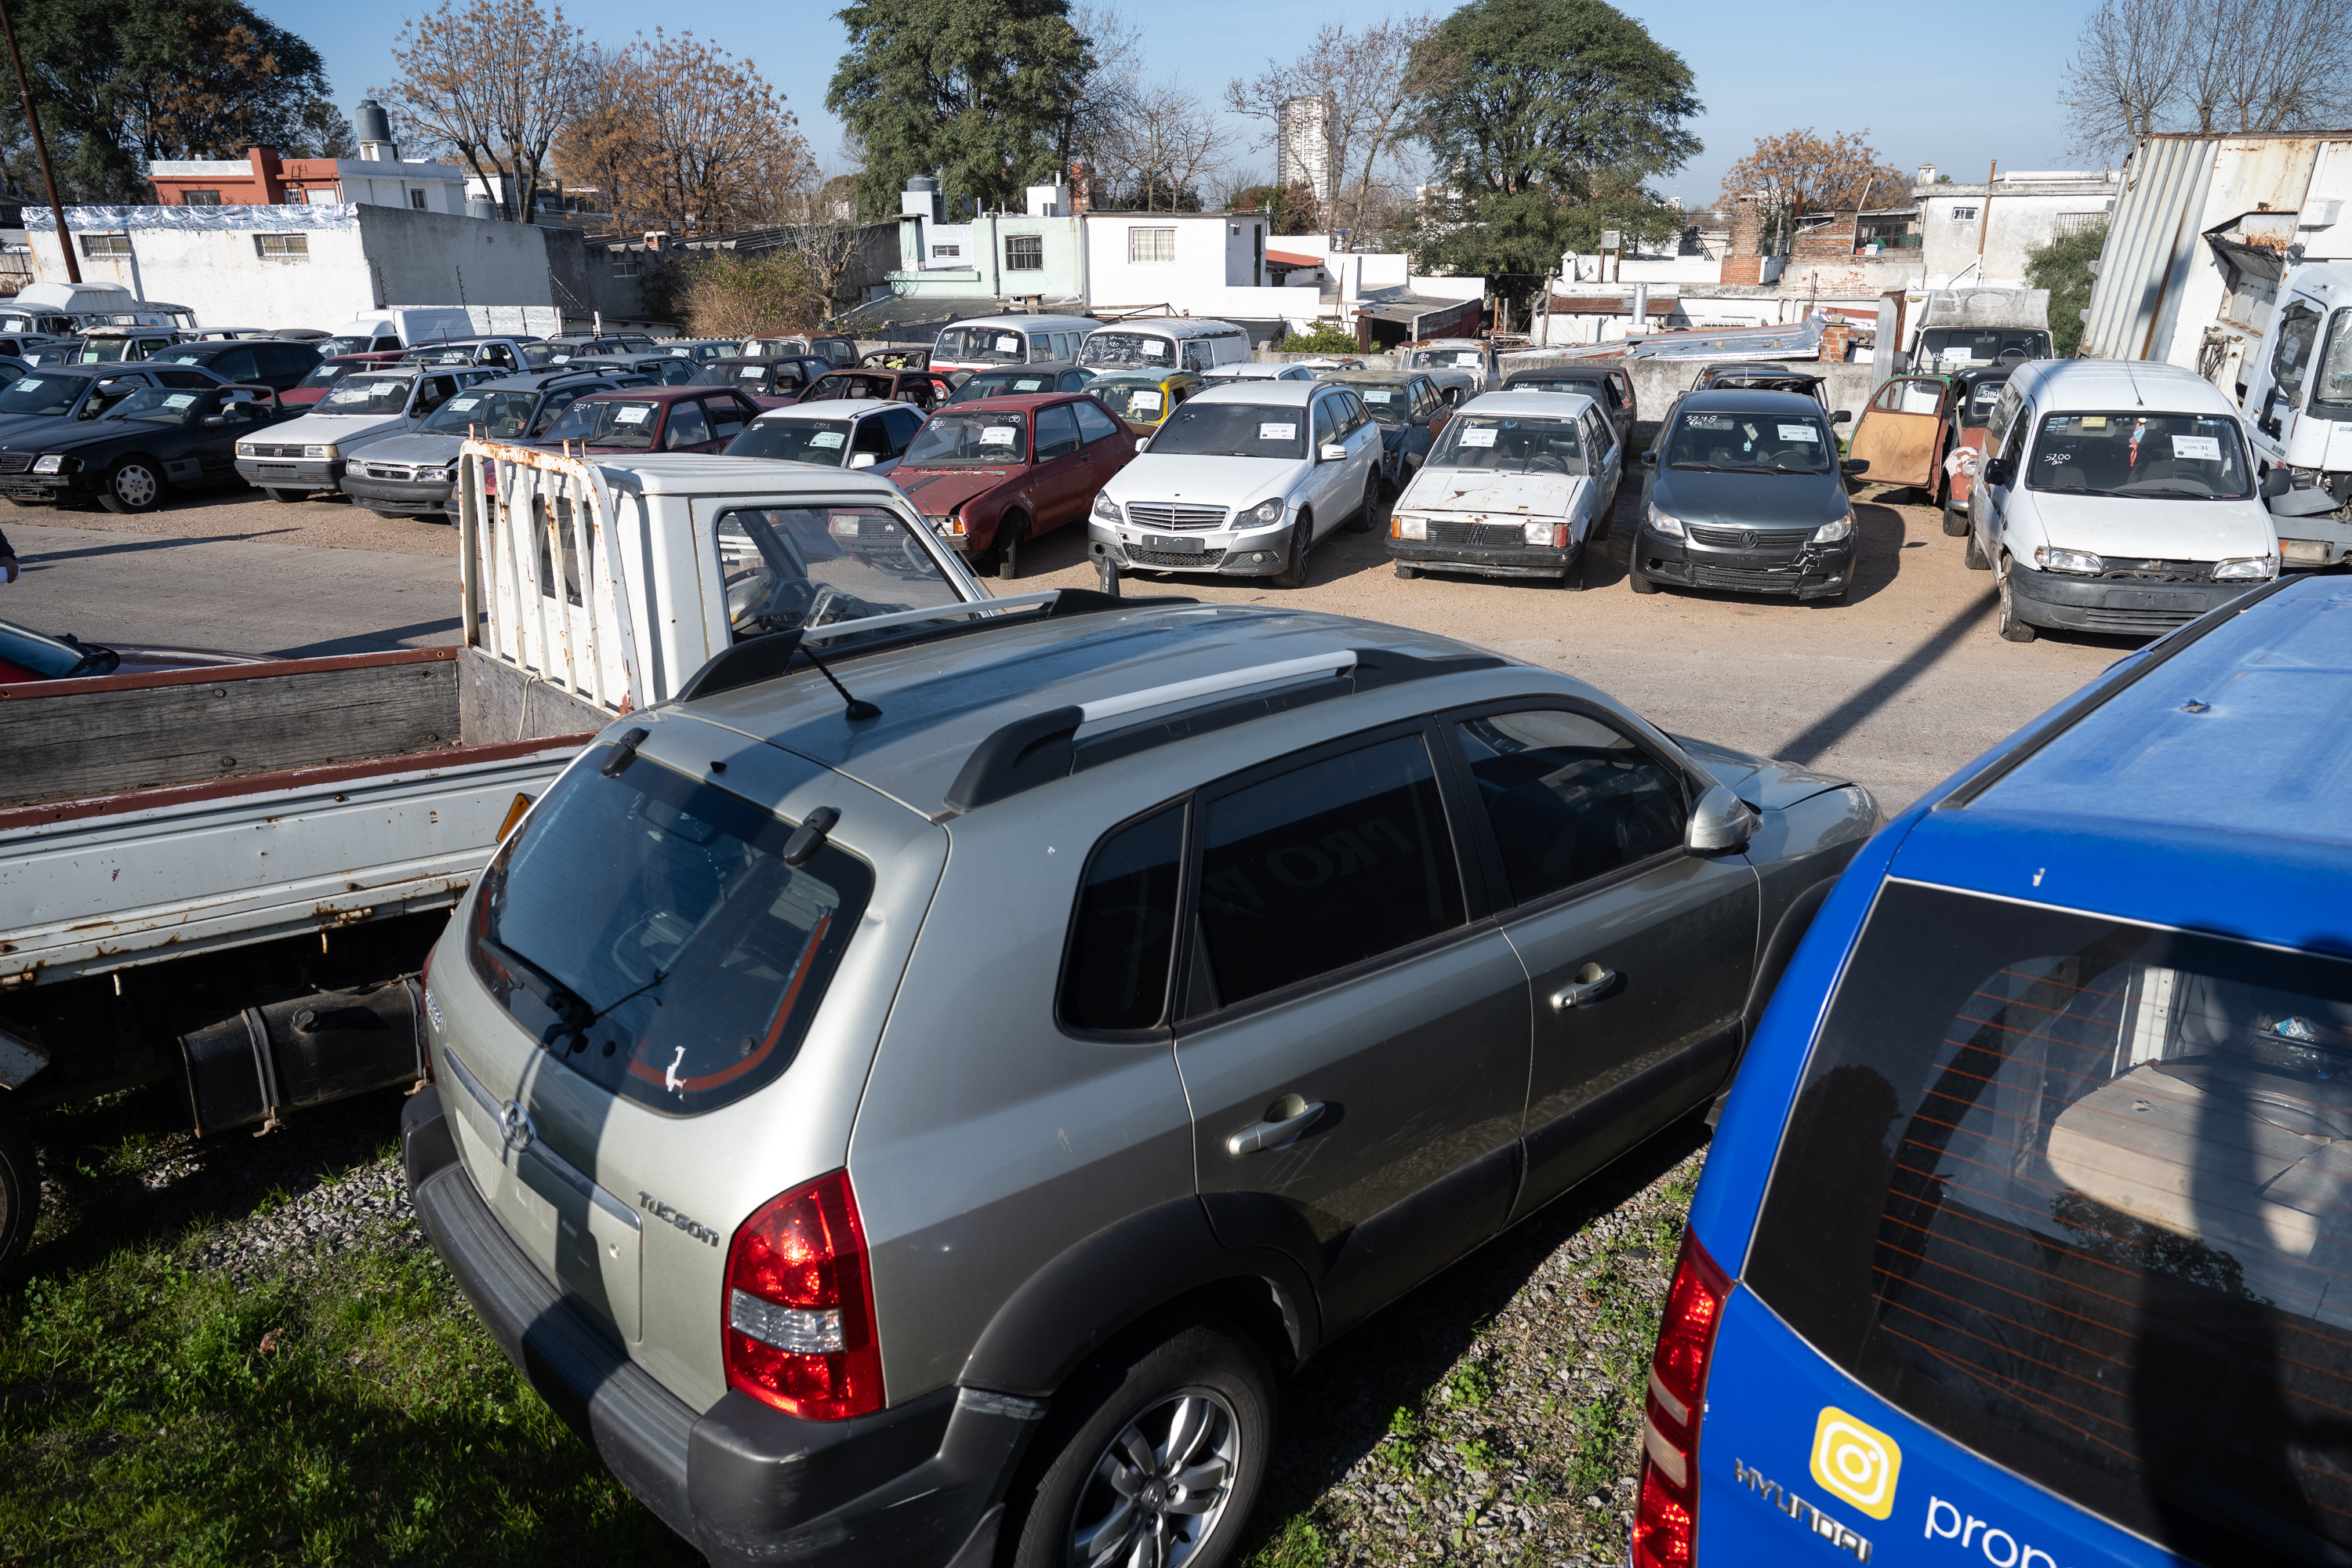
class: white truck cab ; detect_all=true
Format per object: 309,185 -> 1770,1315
2237,260 -> 2352,565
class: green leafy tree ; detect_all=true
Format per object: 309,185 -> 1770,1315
828,0 -> 1090,221
2026,220 -> 2107,357
1278,321 -> 1359,354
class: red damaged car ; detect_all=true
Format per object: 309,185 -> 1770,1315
892,392 -> 1137,578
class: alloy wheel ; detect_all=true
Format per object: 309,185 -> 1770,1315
114,463 -> 158,508
1067,1391 -> 1241,1568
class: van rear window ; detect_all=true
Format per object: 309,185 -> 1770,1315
1748,882 -> 2352,1561
467,748 -> 872,1116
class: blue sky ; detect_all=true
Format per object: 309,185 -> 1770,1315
256,0 -> 2096,206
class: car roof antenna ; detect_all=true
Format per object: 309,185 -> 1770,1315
797,641 -> 881,720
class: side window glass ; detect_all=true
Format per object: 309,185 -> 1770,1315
2274,300 -> 2323,407
1073,398 -> 1120,445
1454,710 -> 1686,902
1999,402 -> 2033,465
1192,734 -> 1465,1010
1312,397 -> 1338,446
532,387 -> 586,433
1060,804 -> 1185,1032
705,397 -> 748,442
663,400 -> 712,448
885,408 -> 923,451
851,416 -> 893,456
1035,402 -> 1081,459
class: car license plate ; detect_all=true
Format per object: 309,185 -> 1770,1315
257,464 -> 296,477
1142,534 -> 1203,554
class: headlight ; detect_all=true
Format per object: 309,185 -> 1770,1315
305,443 -> 338,460
1813,515 -> 1853,543
1392,514 -> 1429,540
31,453 -> 67,474
236,440 -> 256,457
1238,496 -> 1287,528
2213,554 -> 2277,580
2034,546 -> 2103,575
1523,521 -> 1557,546
1646,505 -> 1686,539
942,510 -> 966,538
1092,493 -> 1122,524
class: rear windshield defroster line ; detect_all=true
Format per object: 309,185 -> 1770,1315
467,749 -> 873,1116
1747,881 -> 2352,1563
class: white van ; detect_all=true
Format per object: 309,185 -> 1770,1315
929,313 -> 1099,376
324,307 -> 478,358
1965,359 -> 2278,643
0,281 -> 197,336
1079,317 -> 1252,375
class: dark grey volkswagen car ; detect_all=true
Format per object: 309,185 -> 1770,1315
404,593 -> 1877,1567
1630,389 -> 1867,602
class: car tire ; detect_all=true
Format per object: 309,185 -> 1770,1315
1273,513 -> 1313,589
263,488 -> 306,504
98,456 -> 163,514
1345,473 -> 1374,532
996,514 -> 1027,581
1628,564 -> 1661,594
1003,1319 -> 1275,1568
1997,556 -> 2038,643
1942,496 -> 1969,536
1964,528 -> 1991,570
369,510 -> 413,521
0,1102 -> 37,1287
1563,547 -> 1587,591
1394,561 -> 1418,579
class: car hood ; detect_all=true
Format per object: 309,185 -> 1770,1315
1652,466 -> 1845,529
353,431 -> 465,466
1399,466 -> 1587,518
1105,453 -> 1308,509
895,466 -> 1017,514
1672,734 -> 1855,811
2013,490 -> 2276,560
0,411 -> 105,448
264,408 -> 411,445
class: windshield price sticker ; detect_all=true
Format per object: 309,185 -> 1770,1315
995,336 -> 1022,354
809,430 -> 845,448
163,392 -> 196,408
1131,390 -> 1162,412
2079,416 -> 2107,428
1779,423 -> 1820,442
981,426 -> 1018,445
2172,434 -> 2223,460
1686,413 -> 1734,430
1459,426 -> 1499,447
326,387 -> 372,404
613,406 -> 652,425
1013,379 -> 1044,391
448,395 -> 481,411
1363,389 -> 1395,404
1142,340 -> 1168,358
1258,423 -> 1297,441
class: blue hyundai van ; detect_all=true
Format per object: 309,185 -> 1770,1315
1635,571 -> 2352,1568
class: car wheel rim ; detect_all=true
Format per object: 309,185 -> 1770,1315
1068,1390 -> 1240,1568
116,466 -> 156,506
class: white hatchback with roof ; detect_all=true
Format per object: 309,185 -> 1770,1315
1964,359 -> 2279,643
1387,390 -> 1623,589
1089,379 -> 1381,588
724,398 -> 926,477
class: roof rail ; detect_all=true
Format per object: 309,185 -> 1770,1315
941,646 -> 1504,815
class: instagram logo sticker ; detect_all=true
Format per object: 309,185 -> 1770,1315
1809,1406 -> 1902,1520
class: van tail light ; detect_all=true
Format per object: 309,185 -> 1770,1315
1633,1229 -> 1733,1568
723,1169 -> 884,1420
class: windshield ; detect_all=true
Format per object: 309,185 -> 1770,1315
75,339 -> 143,363
1080,331 -> 1174,368
2312,307 -> 2352,419
405,346 -> 478,366
1426,413 -> 1585,474
1509,375 -> 1602,397
937,325 -> 1029,365
1348,383 -> 1416,423
318,334 -> 372,358
717,504 -> 965,645
105,388 -> 206,423
0,372 -> 92,416
948,369 -> 1057,404
521,343 -> 582,368
467,750 -> 872,1117
1748,880 -> 2352,1563
0,615 -> 103,681
727,419 -> 856,466
147,347 -> 212,365
421,388 -> 544,437
2027,412 -> 2252,499
1409,349 -> 1485,368
1922,327 -> 2051,365
1090,381 -> 1169,422
319,378 -> 416,417
1144,401 -> 1306,459
902,409 -> 1029,465
1664,408 -> 1833,474
541,397 -> 662,448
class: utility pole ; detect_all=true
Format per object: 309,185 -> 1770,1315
0,0 -> 75,283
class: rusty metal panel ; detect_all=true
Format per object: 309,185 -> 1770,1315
0,740 -> 583,989
2084,135 -> 2220,361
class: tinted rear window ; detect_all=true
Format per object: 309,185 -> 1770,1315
1748,881 -> 2352,1561
467,750 -> 872,1116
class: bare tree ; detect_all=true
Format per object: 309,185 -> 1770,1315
1091,80 -> 1232,210
1225,17 -> 1443,245
1059,2 -> 1145,202
383,0 -> 592,223
2064,0 -> 2352,158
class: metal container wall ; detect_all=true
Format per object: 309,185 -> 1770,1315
2082,135 -> 2221,361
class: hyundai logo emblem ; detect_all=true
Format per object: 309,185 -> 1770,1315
499,1098 -> 535,1153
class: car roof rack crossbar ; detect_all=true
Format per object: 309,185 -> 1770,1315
941,646 -> 1505,815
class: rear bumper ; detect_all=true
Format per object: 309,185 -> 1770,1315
402,1087 -> 1036,1568
2005,562 -> 2258,634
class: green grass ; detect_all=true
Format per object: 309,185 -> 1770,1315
0,1089 -> 695,1566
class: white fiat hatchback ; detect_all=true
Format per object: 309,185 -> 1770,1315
1089,380 -> 1381,588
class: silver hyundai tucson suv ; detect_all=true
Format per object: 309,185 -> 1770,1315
403,588 -> 1878,1568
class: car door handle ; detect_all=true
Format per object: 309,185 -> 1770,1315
1550,965 -> 1617,1011
1226,1100 -> 1326,1156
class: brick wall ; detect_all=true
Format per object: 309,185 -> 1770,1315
1817,319 -> 1854,362
1791,210 -> 1859,260
1720,197 -> 1762,285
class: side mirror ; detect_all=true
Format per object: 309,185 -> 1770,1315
1319,442 -> 1348,462
1686,785 -> 1759,854
1639,448 -> 1657,466
1831,409 -> 1851,424
1841,458 -> 1871,477
201,414 -> 227,426
1134,435 -> 1151,452
849,452 -> 879,469
1984,456 -> 2016,487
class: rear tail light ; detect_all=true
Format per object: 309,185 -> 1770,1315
723,1169 -> 884,1420
1633,1229 -> 1733,1568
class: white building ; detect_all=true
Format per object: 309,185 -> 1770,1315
1913,165 -> 2118,288
1278,97 -> 1334,205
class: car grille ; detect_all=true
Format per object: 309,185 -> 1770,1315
1427,521 -> 1535,546
245,443 -> 306,459
1688,522 -> 1810,549
361,463 -> 418,481
1690,564 -> 1806,593
1130,546 -> 1228,568
1124,502 -> 1229,531
2095,557 -> 2211,583
2073,605 -> 2205,632
0,454 -> 30,474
